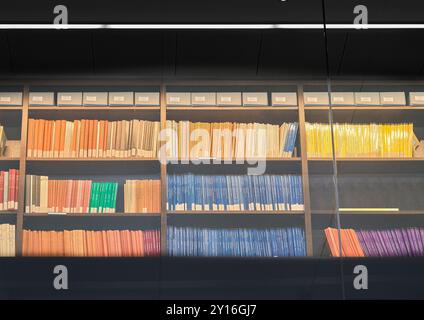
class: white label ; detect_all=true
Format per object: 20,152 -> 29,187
48,212 -> 67,215
113,96 -> 125,102
138,96 -> 149,102
275,97 -> 287,102
383,97 -> 394,102
333,96 -> 345,102
415,96 -> 424,101
33,96 -> 44,102
86,96 -> 97,102
170,96 -> 181,102
61,95 -> 72,101
194,96 -> 206,102
0,97 -> 11,102
360,97 -> 372,102
221,96 -> 232,102
307,97 -> 318,103
247,97 -> 258,102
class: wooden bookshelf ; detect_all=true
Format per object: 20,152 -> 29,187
2,79 -> 424,258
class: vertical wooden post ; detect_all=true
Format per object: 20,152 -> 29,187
160,83 -> 167,256
297,84 -> 314,256
16,85 -> 29,256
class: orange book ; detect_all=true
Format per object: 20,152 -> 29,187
93,120 -> 99,158
63,230 -> 70,257
37,119 -> 45,158
59,120 -> 66,158
79,120 -> 85,157
71,120 -> 78,158
98,121 -> 104,158
87,120 -> 93,158
101,230 -> 108,257
139,231 -> 145,257
22,230 -> 28,256
27,119 -> 35,157
53,120 -> 61,158
43,120 -> 50,157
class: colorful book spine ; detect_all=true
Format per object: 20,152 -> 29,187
22,229 -> 160,257
25,175 -> 118,214
0,223 -> 15,257
168,227 -> 306,257
0,169 -> 19,211
325,227 -> 424,257
165,120 -> 298,160
124,179 -> 161,213
306,123 -> 414,158
167,174 -> 303,211
27,119 -> 161,159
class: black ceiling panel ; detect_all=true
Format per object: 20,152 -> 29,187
174,30 -> 262,77
258,30 -> 329,78
0,32 -> 11,74
92,30 -> 164,75
6,30 -> 92,74
328,30 -> 424,78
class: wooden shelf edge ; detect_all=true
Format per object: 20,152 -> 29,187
167,210 -> 304,215
305,106 -> 424,110
308,158 -> 422,162
24,213 -> 161,217
26,157 -> 159,162
29,107 -> 160,110
313,210 -> 424,215
167,106 -> 298,110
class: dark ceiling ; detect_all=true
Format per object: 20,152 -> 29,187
0,0 -> 424,79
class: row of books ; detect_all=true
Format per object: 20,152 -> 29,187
26,176 -> 118,214
167,174 -> 304,211
168,226 -> 306,257
22,229 -> 160,257
306,123 -> 414,158
27,119 -> 160,158
325,227 -> 424,257
0,125 -> 6,156
165,121 -> 298,159
0,169 -> 19,211
124,179 -> 161,213
0,224 -> 15,257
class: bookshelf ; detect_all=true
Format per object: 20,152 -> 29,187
2,79 -> 424,257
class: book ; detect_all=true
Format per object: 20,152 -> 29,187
0,223 -> 15,257
25,175 -> 118,214
0,169 -> 19,211
124,179 -> 161,213
27,119 -> 161,158
167,226 -> 306,257
306,123 -> 414,158
22,229 -> 160,257
167,174 -> 303,211
165,120 -> 298,160
325,227 -> 424,257
0,125 -> 6,156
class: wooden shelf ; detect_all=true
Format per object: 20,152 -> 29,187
29,106 -> 160,111
167,106 -> 298,111
0,211 -> 18,215
313,210 -> 424,215
0,157 -> 20,162
26,157 -> 159,162
167,210 -> 304,215
305,106 -> 424,110
24,213 -> 160,217
308,157 -> 421,162
0,106 -> 22,110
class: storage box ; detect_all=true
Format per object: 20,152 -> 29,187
57,92 -> 83,106
380,92 -> 406,106
242,92 -> 268,106
191,92 -> 216,106
135,92 -> 160,106
166,93 -> 191,106
83,92 -> 108,106
0,92 -> 22,106
108,92 -> 134,106
271,92 -> 298,106
409,92 -> 424,106
217,92 -> 242,106
330,92 -> 355,106
355,92 -> 380,105
29,92 -> 55,106
304,92 -> 329,106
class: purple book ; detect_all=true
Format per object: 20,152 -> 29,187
389,229 -> 402,256
401,229 -> 414,257
407,228 -> 420,256
370,230 -> 385,257
357,231 -> 371,257
394,229 -> 408,256
365,230 -> 379,256
383,230 -> 396,257
414,228 -> 424,255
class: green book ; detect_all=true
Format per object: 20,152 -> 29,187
112,182 -> 118,213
